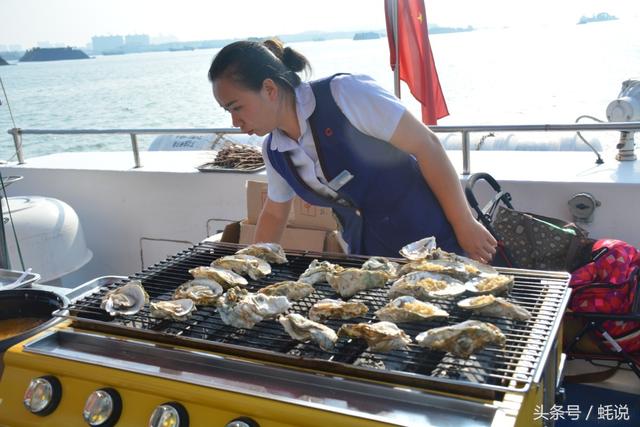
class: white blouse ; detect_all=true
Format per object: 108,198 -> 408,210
262,73 -> 406,203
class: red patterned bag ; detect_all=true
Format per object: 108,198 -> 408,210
569,239 -> 640,353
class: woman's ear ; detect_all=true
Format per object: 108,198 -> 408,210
262,78 -> 279,101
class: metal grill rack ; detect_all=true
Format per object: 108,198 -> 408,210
58,241 -> 571,398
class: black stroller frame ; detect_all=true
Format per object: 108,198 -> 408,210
464,172 -> 640,381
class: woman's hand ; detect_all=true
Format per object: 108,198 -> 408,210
454,218 -> 497,264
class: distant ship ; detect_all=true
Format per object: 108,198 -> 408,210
169,46 -> 195,52
20,47 -> 90,62
578,12 -> 618,25
353,32 -> 381,41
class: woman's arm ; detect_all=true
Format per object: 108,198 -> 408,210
389,111 -> 497,262
253,197 -> 293,244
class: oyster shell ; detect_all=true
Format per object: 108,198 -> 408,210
150,299 -> 196,321
100,280 -> 149,316
212,254 -> 271,280
338,321 -> 412,352
388,271 -> 467,300
236,242 -> 288,264
258,281 -> 315,301
399,236 -> 437,260
375,296 -> 449,323
361,256 -> 400,279
457,295 -> 532,321
326,268 -> 390,298
465,274 -> 514,296
308,299 -> 369,322
298,259 -> 344,285
415,320 -> 506,358
278,313 -> 338,351
173,279 -> 223,306
217,287 -> 291,329
398,258 -> 482,282
189,266 -> 248,288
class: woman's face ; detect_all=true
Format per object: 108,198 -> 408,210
212,77 -> 279,137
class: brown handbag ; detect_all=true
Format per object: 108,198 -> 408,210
492,206 -> 594,271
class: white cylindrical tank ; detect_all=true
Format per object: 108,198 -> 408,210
2,196 -> 93,282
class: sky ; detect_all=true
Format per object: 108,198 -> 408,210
1,0 -> 637,50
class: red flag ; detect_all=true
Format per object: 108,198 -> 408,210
385,0 -> 449,124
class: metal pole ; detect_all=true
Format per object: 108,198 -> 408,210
10,128 -> 25,165
392,0 -> 401,98
461,130 -> 470,175
130,133 -> 141,168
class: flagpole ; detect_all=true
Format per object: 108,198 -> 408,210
392,0 -> 401,98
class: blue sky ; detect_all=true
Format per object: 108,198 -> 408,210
1,0 -> 636,49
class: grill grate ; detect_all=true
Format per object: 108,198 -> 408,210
59,241 -> 570,398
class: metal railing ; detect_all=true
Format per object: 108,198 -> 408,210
7,122 -> 640,174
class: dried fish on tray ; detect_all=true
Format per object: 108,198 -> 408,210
198,143 -> 265,172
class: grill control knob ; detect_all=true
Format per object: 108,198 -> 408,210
225,417 -> 260,427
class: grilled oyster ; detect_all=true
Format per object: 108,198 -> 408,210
308,299 -> 369,322
217,287 -> 291,329
149,299 -> 196,321
465,274 -> 514,296
457,295 -> 532,321
236,242 -> 288,264
415,320 -> 507,358
361,256 -> 400,279
189,266 -> 248,288
278,313 -> 338,351
326,268 -> 390,298
258,281 -> 315,301
100,280 -> 149,316
298,259 -> 344,285
212,254 -> 271,280
399,236 -> 437,260
398,258 -> 483,282
375,296 -> 449,323
173,279 -> 223,306
388,271 -> 466,300
338,321 -> 412,352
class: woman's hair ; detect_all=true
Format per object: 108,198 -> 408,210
208,38 -> 311,94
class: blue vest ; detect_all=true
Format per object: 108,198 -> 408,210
266,75 -> 462,257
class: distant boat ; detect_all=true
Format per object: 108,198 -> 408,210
20,47 -> 90,62
578,12 -> 618,25
102,50 -> 125,56
169,46 -> 195,52
353,32 -> 380,41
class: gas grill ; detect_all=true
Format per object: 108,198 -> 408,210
0,241 -> 571,427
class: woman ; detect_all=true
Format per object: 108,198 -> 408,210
209,39 -> 496,262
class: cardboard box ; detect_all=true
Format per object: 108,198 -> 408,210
220,220 -> 345,254
238,220 -> 327,252
246,180 -> 337,231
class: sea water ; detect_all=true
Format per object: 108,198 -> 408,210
0,20 -> 638,161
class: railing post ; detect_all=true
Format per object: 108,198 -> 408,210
130,133 -> 141,168
461,130 -> 471,175
9,128 -> 25,165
